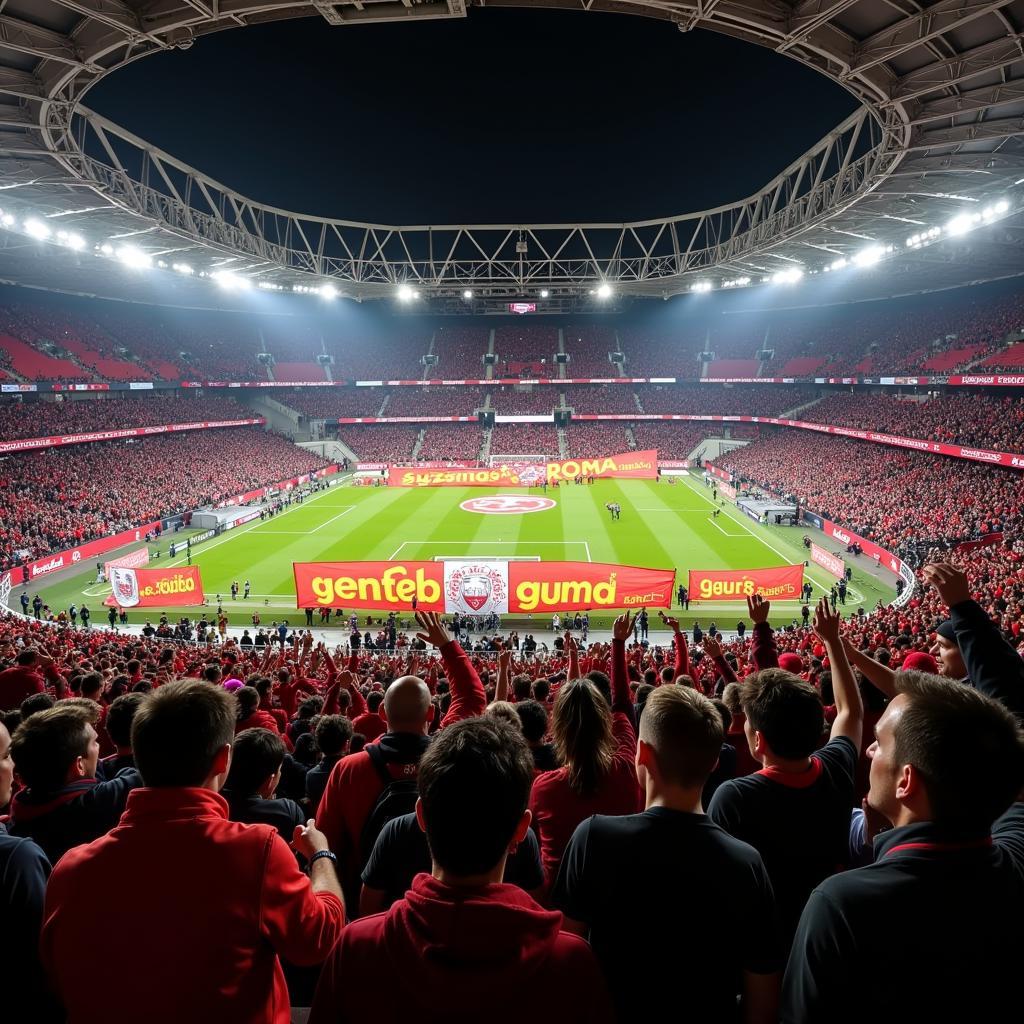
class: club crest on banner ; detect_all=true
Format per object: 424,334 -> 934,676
443,561 -> 510,615
110,567 -> 140,607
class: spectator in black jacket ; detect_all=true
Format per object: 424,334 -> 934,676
222,728 -> 305,841
0,719 -> 59,1020
96,693 -> 142,781
782,671 -> 1024,1023
305,714 -> 353,811
7,702 -> 139,864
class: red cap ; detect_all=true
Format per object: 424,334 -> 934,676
779,652 -> 804,675
900,651 -> 939,674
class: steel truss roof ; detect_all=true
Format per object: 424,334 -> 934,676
0,0 -> 1022,305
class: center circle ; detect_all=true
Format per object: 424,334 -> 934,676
460,496 -> 557,515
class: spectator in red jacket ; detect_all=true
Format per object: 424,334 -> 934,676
40,679 -> 344,1024
351,690 -> 387,742
236,685 -> 282,733
316,611 -> 486,907
0,649 -> 63,711
529,613 -> 643,887
309,715 -> 612,1024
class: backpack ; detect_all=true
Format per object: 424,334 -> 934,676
359,743 -> 420,864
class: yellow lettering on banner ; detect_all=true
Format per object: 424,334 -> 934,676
401,472 -> 415,486
312,577 -> 334,604
309,566 -> 442,606
697,578 -> 757,600
593,578 -> 616,605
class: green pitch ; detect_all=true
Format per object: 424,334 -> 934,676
23,472 -> 893,630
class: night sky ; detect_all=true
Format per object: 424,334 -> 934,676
87,9 -> 858,225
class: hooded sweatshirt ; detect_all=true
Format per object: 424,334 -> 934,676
309,873 -> 612,1024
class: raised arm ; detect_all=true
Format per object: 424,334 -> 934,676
924,561 -> 1024,718
415,611 -> 486,727
813,598 -> 863,750
841,639 -> 897,700
747,594 -> 779,671
610,612 -> 638,730
702,635 -> 738,685
565,632 -> 582,681
494,647 -> 511,703
659,613 -> 690,681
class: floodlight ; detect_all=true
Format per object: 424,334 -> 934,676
117,246 -> 152,269
946,214 -> 974,236
596,282 -> 613,299
24,218 -> 50,240
462,289 -> 473,300
320,284 -> 338,300
540,289 -> 550,298
852,246 -> 884,267
172,262 -> 193,275
771,267 -> 803,284
397,284 -> 416,301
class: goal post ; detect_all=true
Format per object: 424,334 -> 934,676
431,555 -> 541,562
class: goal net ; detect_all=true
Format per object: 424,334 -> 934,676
431,555 -> 541,562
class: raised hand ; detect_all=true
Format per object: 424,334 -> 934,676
612,611 -> 636,642
746,593 -> 770,624
921,561 -> 971,609
813,596 -> 842,646
414,610 -> 452,649
659,612 -> 682,633
702,635 -> 723,660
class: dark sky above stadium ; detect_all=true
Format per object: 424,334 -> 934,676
88,9 -> 857,226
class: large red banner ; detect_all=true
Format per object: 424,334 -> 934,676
810,543 -> 845,580
388,464 -> 545,488
294,560 -> 675,613
0,417 -> 265,455
387,450 -> 659,488
545,449 -> 658,483
688,565 -> 803,602
104,565 -> 205,608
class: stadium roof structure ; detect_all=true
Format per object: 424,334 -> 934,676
1,0 -> 1024,311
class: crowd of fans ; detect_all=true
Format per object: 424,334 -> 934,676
334,425 -> 421,462
0,536 -> 1020,1021
0,428 -> 328,571
636,384 -> 816,417
489,423 -> 561,457
562,324 -> 620,376
417,425 -> 483,462
629,422 -> 711,457
564,386 -> 639,415
489,386 -> 560,415
563,422 -> 630,456
809,391 -> 1024,453
0,396 -> 252,442
278,389 -> 386,420
716,429 -> 1024,557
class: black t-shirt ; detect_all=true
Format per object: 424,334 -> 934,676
708,735 -> 857,941
362,812 -> 543,908
703,742 -> 737,806
552,808 -> 782,1023
782,804 -> 1024,1023
224,792 -> 306,841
